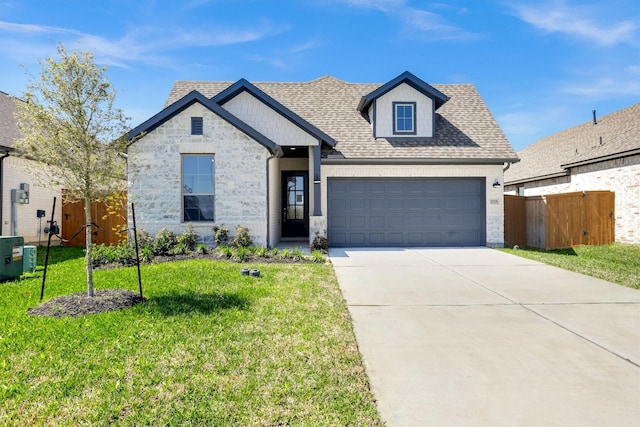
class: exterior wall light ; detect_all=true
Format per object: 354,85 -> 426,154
493,179 -> 501,188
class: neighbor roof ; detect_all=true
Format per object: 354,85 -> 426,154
0,91 -> 21,152
505,103 -> 640,184
165,74 -> 518,163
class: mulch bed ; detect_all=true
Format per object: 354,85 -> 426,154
28,289 -> 145,318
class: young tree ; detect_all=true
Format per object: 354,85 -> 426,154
15,44 -> 128,297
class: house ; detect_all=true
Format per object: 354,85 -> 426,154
504,103 -> 640,244
0,91 -> 62,244
126,71 -> 518,248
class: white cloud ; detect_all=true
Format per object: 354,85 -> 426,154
0,19 -> 286,69
510,1 -> 638,46
562,77 -> 640,97
339,0 -> 403,11
334,0 -> 481,40
403,9 -> 480,40
0,20 -> 76,35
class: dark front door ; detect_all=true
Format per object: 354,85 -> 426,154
282,171 -> 309,237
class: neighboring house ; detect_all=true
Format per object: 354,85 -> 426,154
126,71 -> 518,248
0,90 -> 62,244
504,103 -> 640,244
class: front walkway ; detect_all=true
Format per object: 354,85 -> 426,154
330,247 -> 640,427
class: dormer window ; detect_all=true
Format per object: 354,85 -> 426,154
393,102 -> 416,135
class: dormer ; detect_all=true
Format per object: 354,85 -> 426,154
357,71 -> 449,139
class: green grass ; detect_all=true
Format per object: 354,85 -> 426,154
0,247 -> 382,426
499,243 -> 640,289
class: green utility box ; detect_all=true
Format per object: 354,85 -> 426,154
0,236 -> 24,281
23,246 -> 37,274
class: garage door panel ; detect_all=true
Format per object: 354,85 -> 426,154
370,198 -> 385,210
349,199 -> 366,211
328,178 -> 485,247
369,233 -> 385,245
370,216 -> 385,228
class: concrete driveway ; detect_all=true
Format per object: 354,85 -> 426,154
330,248 -> 640,427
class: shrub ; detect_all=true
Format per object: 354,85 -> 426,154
134,229 -> 153,248
177,224 -> 198,251
254,246 -> 268,258
311,231 -> 328,252
91,242 -> 135,266
217,244 -> 233,259
213,224 -> 229,246
170,242 -> 190,255
310,250 -> 325,263
289,248 -> 305,261
195,243 -> 209,254
153,228 -> 177,256
278,249 -> 290,259
231,225 -> 253,248
233,246 -> 248,262
139,246 -> 153,263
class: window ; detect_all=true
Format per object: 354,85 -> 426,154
517,185 -> 525,196
191,117 -> 203,135
182,155 -> 214,221
393,102 -> 416,135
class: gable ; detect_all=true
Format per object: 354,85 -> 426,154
127,90 -> 280,155
222,90 -> 319,147
211,79 -> 336,149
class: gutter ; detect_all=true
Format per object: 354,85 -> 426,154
322,157 -> 521,166
504,171 -> 568,186
0,150 -> 11,236
561,148 -> 640,169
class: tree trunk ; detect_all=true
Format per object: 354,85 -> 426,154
85,196 -> 94,297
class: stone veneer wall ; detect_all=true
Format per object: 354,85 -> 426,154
505,154 -> 640,244
128,103 -> 270,246
321,164 -> 506,247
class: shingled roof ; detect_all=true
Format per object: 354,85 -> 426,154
0,91 -> 21,152
505,103 -> 640,184
165,75 -> 518,163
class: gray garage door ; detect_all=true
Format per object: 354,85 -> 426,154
328,178 -> 486,247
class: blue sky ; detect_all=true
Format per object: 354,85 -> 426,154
0,0 -> 638,151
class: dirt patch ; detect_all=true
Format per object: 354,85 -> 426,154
28,288 -> 145,318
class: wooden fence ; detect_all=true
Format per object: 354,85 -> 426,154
504,191 -> 615,250
61,193 -> 127,246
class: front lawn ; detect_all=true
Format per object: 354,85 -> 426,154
0,247 -> 382,425
499,243 -> 640,289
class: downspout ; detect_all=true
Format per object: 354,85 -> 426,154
0,152 -> 10,236
503,162 -> 511,173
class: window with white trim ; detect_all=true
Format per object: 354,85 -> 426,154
182,155 -> 214,221
393,102 -> 416,135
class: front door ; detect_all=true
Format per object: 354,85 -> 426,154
282,171 -> 308,237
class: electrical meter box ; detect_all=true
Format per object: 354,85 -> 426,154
0,236 -> 24,281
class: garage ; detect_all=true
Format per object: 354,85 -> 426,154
327,178 -> 486,247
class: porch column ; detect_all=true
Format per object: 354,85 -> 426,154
312,145 -> 321,216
